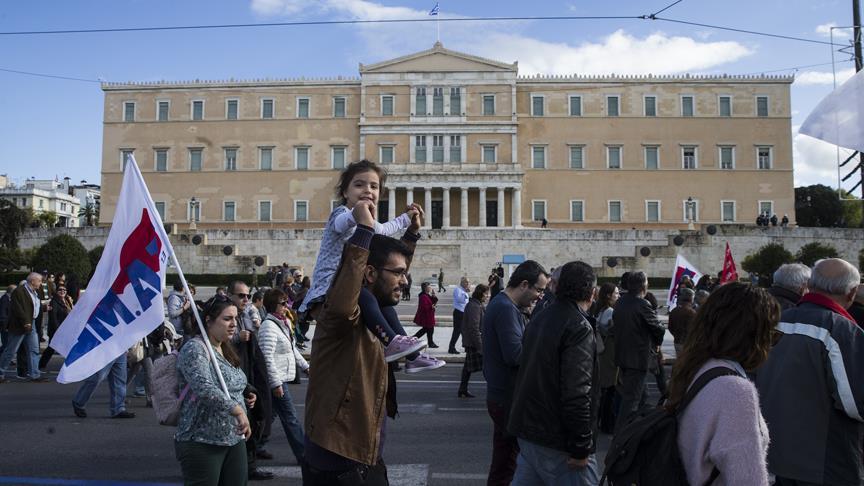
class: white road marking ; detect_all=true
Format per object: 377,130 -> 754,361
437,407 -> 487,412
431,472 -> 488,480
266,464 -> 431,485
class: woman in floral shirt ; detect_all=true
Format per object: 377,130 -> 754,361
175,297 -> 254,485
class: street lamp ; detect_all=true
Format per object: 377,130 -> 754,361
189,197 -> 199,231
686,196 -> 696,230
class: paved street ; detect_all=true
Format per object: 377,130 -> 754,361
0,357 -> 664,485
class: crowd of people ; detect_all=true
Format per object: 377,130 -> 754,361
2,159 -> 864,486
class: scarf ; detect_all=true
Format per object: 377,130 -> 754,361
799,292 -> 856,323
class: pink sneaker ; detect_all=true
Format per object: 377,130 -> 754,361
404,354 -> 446,373
384,335 -> 427,363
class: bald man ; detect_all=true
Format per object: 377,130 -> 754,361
0,273 -> 45,382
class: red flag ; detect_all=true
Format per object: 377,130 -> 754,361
720,242 -> 739,284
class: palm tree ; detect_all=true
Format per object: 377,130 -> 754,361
78,203 -> 99,226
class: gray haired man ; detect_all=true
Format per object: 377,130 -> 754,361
769,263 -> 811,310
0,273 -> 45,382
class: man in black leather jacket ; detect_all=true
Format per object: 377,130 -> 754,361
613,271 -> 666,432
508,261 -> 600,484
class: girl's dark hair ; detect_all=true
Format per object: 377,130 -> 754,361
263,288 -> 287,314
421,281 -> 430,292
597,283 -> 618,311
336,160 -> 387,205
555,261 -> 596,303
665,282 -> 780,412
301,276 -> 311,288
196,296 -> 241,367
471,283 -> 489,301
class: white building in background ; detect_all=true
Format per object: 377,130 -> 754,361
0,176 -> 82,228
70,180 -> 101,227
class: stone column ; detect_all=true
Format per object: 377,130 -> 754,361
479,187 -> 487,228
442,187 -> 451,228
406,187 -> 414,207
388,187 -> 396,221
497,187 -> 506,228
424,187 -> 433,229
512,188 -> 522,228
460,187 -> 469,228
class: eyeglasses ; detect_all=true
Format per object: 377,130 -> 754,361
232,293 -> 251,300
279,301 -> 289,306
532,285 -> 547,295
379,267 -> 409,279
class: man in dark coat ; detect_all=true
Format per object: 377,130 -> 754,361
509,261 -> 601,484
0,284 -> 15,356
0,273 -> 45,382
612,271 -> 665,432
850,285 -> 864,327
768,263 -> 810,310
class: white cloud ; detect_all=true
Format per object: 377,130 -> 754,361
795,68 -> 855,86
815,22 -> 850,38
251,0 -> 426,19
793,130 -> 854,186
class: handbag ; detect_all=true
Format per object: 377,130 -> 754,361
127,339 -> 145,365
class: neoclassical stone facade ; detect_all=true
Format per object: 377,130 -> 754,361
100,42 -> 794,230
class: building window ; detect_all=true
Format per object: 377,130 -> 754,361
644,96 -> 657,117
381,95 -> 394,116
569,96 -> 582,116
483,95 -> 495,115
224,201 -> 236,222
450,135 -> 462,163
646,200 -> 661,222
682,146 -> 697,169
60,202 -> 67,211
224,148 -> 238,171
380,145 -> 394,164
188,200 -> 201,222
645,146 -> 659,170
607,96 -> 620,117
532,200 -> 547,222
154,201 -> 166,221
532,146 -> 546,169
259,201 -> 272,222
120,149 -> 135,171
720,146 -> 735,170
39,199 -> 44,209
331,200 -> 341,212
260,147 -> 273,171
609,201 -> 622,222
261,98 -> 274,119
433,88 -> 444,116
607,146 -> 622,169
297,97 -> 310,118
333,97 -> 346,118
570,200 -> 584,222
569,145 -> 584,169
123,102 -> 136,122
719,96 -> 732,117
155,149 -> 168,172
721,201 -> 736,222
682,96 -> 694,117
157,100 -> 170,121
226,99 -> 239,120
332,146 -> 346,169
756,96 -> 769,117
192,100 -> 204,121
431,136 -> 444,163
294,200 -> 308,221
482,144 -> 496,164
415,136 -> 427,163
757,146 -> 772,169
531,95 -> 544,116
759,200 -> 774,217
295,147 -> 309,170
450,87 -> 461,115
416,87 -> 427,114
189,148 -> 203,172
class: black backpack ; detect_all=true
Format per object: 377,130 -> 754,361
601,366 -> 739,486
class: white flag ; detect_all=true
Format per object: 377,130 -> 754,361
799,68 -> 864,152
667,254 -> 703,310
52,156 -> 173,383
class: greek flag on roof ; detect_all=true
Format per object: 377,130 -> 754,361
429,2 -> 439,15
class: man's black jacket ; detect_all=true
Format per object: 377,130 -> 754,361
508,299 -> 599,459
613,293 -> 665,371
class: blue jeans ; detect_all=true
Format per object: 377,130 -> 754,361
0,323 -> 40,380
513,439 -> 599,486
73,354 -> 128,416
272,382 -> 305,463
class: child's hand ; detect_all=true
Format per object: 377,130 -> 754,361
353,200 -> 376,227
408,203 -> 424,232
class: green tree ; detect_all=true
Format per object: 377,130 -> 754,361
88,245 -> 104,272
78,203 -> 99,227
0,199 -> 33,248
839,190 -> 863,228
795,242 -> 840,267
0,247 -> 30,272
31,234 -> 91,279
795,184 -> 856,227
741,243 -> 794,287
36,210 -> 59,228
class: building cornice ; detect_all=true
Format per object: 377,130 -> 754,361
516,73 -> 794,84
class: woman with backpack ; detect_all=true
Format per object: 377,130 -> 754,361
666,282 -> 779,485
175,296 -> 254,486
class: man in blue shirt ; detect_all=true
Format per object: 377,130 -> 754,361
449,277 -> 471,354
483,260 -> 549,486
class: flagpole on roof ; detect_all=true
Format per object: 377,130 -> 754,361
130,154 -> 231,400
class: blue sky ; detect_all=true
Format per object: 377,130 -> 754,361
0,0 -> 860,192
